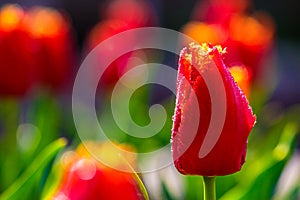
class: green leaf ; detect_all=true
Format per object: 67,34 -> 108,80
0,138 -> 67,200
40,159 -> 63,200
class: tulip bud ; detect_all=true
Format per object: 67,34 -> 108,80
172,43 -> 256,176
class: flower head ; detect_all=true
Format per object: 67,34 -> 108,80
171,43 -> 256,176
26,7 -> 75,92
52,142 -> 142,200
0,4 -> 35,97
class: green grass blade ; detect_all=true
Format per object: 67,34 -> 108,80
0,138 -> 67,200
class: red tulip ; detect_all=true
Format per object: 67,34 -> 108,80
26,7 -> 75,92
0,4 -> 35,97
193,0 -> 249,28
225,13 -> 274,80
103,0 -> 156,28
171,43 -> 256,176
85,19 -> 139,90
85,0 -> 156,90
182,12 -> 274,83
52,142 -> 143,200
190,0 -> 275,82
228,64 -> 251,98
181,22 -> 226,45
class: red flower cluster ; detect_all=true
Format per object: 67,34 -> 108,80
0,4 -> 75,97
52,142 -> 143,200
182,0 -> 274,84
172,43 -> 256,176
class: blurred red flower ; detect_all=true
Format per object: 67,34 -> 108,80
26,7 -> 76,92
181,22 -> 227,45
183,0 -> 274,83
85,19 -> 135,89
193,0 -> 249,27
0,4 -> 76,96
171,43 -> 256,176
228,64 -> 251,98
224,13 -> 274,81
0,4 -> 35,97
103,0 -> 156,28
84,0 -> 156,90
53,142 -> 143,200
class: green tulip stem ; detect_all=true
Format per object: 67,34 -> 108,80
203,176 -> 216,200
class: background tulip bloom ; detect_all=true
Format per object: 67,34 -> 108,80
103,0 -> 156,29
228,65 -> 251,98
27,7 -> 76,90
183,0 -> 275,84
0,5 -> 76,96
0,4 -> 35,97
53,142 -> 143,200
26,7 -> 76,92
172,43 -> 256,176
84,0 -> 156,90
193,0 -> 249,28
85,19 -> 135,89
181,22 -> 226,46
225,13 -> 274,81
